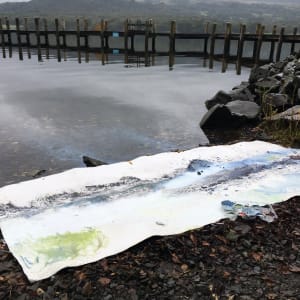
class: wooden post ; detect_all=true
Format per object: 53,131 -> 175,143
5,18 -> 12,58
275,27 -> 285,62
169,20 -> 176,70
104,20 -> 108,63
84,19 -> 89,63
269,25 -> 277,62
43,18 -> 49,59
203,22 -> 210,67
290,27 -> 298,55
55,18 -> 61,62
236,24 -> 246,75
252,24 -> 261,61
24,18 -> 31,59
15,18 -> 23,60
151,19 -> 156,66
209,23 -> 217,69
100,19 -> 105,65
0,18 -> 6,59
204,22 -> 210,55
34,17 -> 42,62
222,22 -> 232,73
76,18 -> 81,64
145,20 -> 150,67
130,19 -> 135,52
255,25 -> 265,66
62,18 -> 67,61
124,18 -> 129,64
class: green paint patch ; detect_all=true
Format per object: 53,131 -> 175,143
15,228 -> 108,268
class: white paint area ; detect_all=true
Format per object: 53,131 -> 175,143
0,141 -> 299,281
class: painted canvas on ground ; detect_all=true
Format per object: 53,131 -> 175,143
0,141 -> 299,281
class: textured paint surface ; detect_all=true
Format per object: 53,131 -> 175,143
0,141 -> 299,281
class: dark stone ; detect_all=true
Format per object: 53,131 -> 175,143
32,170 -> 47,178
200,101 -> 260,129
82,156 -> 107,167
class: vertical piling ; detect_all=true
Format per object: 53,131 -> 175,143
24,17 -> 31,59
252,24 -> 261,62
275,27 -> 285,62
145,20 -> 150,67
255,25 -> 264,66
124,18 -> 129,64
222,22 -> 232,73
290,27 -> 298,55
0,18 -> 6,58
55,18 -> 61,62
236,24 -> 246,75
104,20 -> 109,63
76,18 -> 81,64
169,20 -> 176,70
62,18 -> 67,61
151,19 -> 156,66
43,18 -> 49,59
203,22 -> 210,56
35,17 -> 42,61
209,23 -> 217,69
15,18 -> 23,60
84,19 -> 89,63
5,18 -> 12,58
269,25 -> 277,62
203,22 -> 210,67
100,19 -> 105,65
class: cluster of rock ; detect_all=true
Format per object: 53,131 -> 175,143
200,52 -> 300,129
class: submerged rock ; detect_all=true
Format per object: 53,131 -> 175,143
82,156 -> 107,167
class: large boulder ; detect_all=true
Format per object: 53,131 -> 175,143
200,100 -> 260,129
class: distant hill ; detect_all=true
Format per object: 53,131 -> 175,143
0,0 -> 299,29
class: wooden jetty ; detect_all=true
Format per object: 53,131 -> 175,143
0,17 -> 300,74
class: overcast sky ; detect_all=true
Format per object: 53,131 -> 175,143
0,0 -> 30,2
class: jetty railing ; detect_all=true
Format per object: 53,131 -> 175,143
0,17 -> 300,74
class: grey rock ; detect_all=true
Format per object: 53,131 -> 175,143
255,77 -> 280,91
263,93 -> 288,108
226,100 -> 260,119
205,90 -> 232,110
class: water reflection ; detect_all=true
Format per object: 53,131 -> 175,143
0,53 -> 249,187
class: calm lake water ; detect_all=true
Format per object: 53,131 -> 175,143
0,52 -> 249,187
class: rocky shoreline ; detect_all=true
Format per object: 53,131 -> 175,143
200,52 -> 300,147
